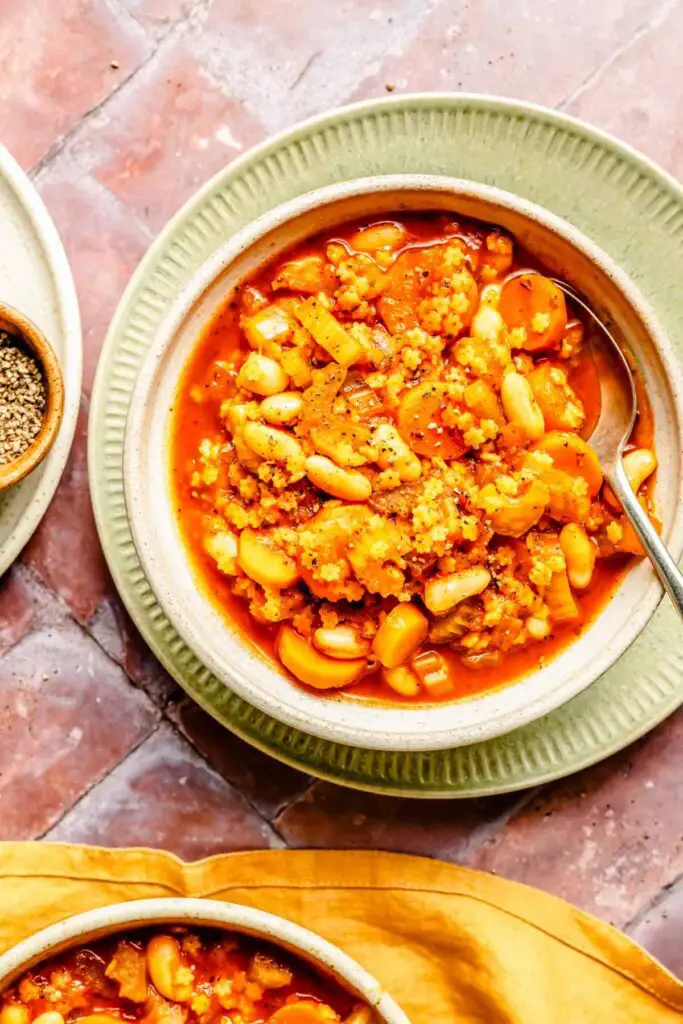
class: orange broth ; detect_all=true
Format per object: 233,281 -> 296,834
1,927 -> 358,1022
170,212 -> 655,705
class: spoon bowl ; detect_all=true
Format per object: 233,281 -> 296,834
550,279 -> 683,621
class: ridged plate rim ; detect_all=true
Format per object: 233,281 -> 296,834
89,93 -> 683,797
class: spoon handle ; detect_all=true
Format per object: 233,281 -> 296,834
608,461 -> 683,622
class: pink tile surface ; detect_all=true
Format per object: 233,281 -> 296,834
351,0 -> 663,106
36,164 -> 152,393
275,782 -> 525,860
0,620 -> 156,838
200,0 -> 430,129
566,1 -> 683,180
472,709 -> 683,927
71,41 -> 266,232
0,0 -> 150,170
1,0 -> 682,977
47,724 -> 282,858
22,403 -> 112,624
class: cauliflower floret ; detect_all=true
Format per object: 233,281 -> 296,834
527,532 -> 567,589
418,275 -> 476,337
453,332 -> 510,381
334,252 -> 386,316
204,531 -> 238,575
377,468 -> 402,490
531,311 -> 552,334
606,520 -> 624,544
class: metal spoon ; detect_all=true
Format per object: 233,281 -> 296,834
550,279 -> 683,619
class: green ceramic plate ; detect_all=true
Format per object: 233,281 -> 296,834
89,94 -> 683,797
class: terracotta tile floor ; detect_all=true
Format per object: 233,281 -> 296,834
1,0 -> 682,977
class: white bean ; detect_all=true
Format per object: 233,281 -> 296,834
238,529 -> 299,589
623,447 -> 657,493
373,423 -> 421,481
260,392 -> 303,425
500,371 -> 545,440
424,567 -> 491,615
236,352 -> 289,396
242,422 -> 305,465
147,936 -> 193,1003
313,626 -> 371,659
605,447 -> 657,510
559,523 -> 596,589
305,455 -> 371,500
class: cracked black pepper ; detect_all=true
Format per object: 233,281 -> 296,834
0,330 -> 46,464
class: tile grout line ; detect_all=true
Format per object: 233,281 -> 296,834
138,714 -> 287,844
82,609 -> 181,712
460,786 -> 542,863
16,550 -> 548,839
11,560 -> 288,839
37,721 -> 164,841
102,0 -> 171,44
13,437 -> 295,822
28,0 -> 213,183
557,0 -> 680,111
270,777 -> 319,822
195,0 -> 443,127
624,871 -> 683,933
164,705 -> 301,830
101,0 -> 156,46
28,59 -> 154,182
34,155 -> 157,243
39,715 -> 287,847
18,543 -> 170,713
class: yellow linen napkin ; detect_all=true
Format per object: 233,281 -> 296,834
0,844 -> 680,1022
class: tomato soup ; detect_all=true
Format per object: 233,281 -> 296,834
170,213 -> 656,704
0,927 -> 368,1024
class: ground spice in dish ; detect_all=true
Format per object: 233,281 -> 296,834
0,329 -> 46,464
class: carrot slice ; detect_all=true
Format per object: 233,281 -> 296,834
546,568 -> 580,622
376,249 -> 423,333
534,431 -> 603,496
268,1001 -> 337,1024
377,245 -> 445,333
271,255 -> 337,294
277,626 -> 367,691
526,364 -> 584,431
397,381 -> 465,459
499,272 -> 567,350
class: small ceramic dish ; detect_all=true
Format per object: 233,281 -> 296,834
0,300 -> 64,490
124,174 -> 683,752
0,897 -> 410,1024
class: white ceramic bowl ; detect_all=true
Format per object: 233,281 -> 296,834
0,897 -> 409,1023
124,174 -> 683,752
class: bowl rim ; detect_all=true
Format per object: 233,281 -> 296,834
124,172 -> 683,752
0,897 -> 410,1023
0,300 -> 65,490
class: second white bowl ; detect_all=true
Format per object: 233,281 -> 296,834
0,897 -> 409,1023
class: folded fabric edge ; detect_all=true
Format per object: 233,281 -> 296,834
0,843 -> 680,1013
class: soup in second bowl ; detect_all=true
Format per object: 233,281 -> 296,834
0,926 -> 374,1024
